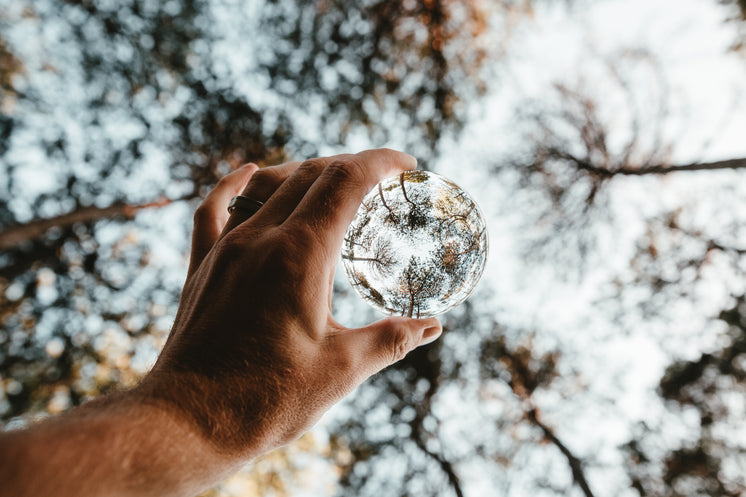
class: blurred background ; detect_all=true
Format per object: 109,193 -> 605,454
2,0 -> 746,495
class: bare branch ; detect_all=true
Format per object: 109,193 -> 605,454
399,172 -> 417,209
602,157 -> 746,177
545,148 -> 746,178
378,182 -> 396,223
707,238 -> 746,256
491,339 -> 595,497
527,408 -> 596,497
411,426 -> 465,497
408,343 -> 465,497
0,195 -> 195,250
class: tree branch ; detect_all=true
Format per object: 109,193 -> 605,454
616,157 -> 746,175
549,150 -> 746,178
411,428 -> 465,497
399,172 -> 416,210
378,182 -> 396,223
408,343 -> 466,497
526,408 -> 596,497
340,255 -> 390,268
707,238 -> 746,256
493,341 -> 595,497
0,195 -> 194,250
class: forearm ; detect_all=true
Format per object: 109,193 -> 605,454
0,388 -> 240,497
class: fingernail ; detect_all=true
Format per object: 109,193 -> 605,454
420,325 -> 442,346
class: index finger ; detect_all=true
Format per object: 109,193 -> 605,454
287,148 -> 417,253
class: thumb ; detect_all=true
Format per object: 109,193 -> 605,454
332,316 -> 442,380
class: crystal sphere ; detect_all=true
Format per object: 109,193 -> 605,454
342,170 -> 488,318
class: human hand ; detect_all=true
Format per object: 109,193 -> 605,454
139,149 -> 442,459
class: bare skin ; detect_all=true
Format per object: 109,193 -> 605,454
0,149 -> 442,497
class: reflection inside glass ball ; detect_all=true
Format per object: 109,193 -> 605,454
342,170 -> 488,318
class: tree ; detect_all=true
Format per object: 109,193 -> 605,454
502,49 -> 746,273
331,5 -> 746,497
722,0 -> 746,50
491,28 -> 746,497
342,237 -> 395,277
0,0 -> 497,425
0,0 -> 288,424
621,296 -> 746,496
257,0 -> 496,163
9,1 -> 746,497
0,1 -> 504,495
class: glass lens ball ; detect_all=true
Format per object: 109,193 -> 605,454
342,170 -> 488,318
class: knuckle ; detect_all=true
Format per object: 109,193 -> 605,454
299,157 -> 327,172
244,168 -> 279,196
384,326 -> 412,364
294,158 -> 327,181
192,202 -> 215,224
323,157 -> 367,188
216,172 -> 234,187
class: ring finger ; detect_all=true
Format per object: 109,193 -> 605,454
220,160 -> 303,235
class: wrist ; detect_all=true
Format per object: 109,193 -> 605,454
120,387 -> 243,492
136,367 -> 282,460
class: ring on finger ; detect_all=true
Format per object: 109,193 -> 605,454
227,195 -> 264,218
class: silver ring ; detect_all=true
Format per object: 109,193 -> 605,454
227,195 -> 264,217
